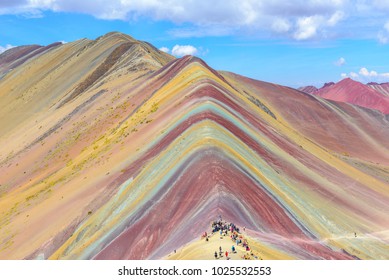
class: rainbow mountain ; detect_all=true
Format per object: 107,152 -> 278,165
0,32 -> 388,260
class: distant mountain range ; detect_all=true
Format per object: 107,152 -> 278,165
298,78 -> 389,114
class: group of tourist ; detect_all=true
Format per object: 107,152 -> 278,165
204,217 -> 257,260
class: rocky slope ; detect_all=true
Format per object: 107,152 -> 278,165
0,32 -> 388,260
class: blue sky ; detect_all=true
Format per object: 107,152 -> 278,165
1,0 -> 389,88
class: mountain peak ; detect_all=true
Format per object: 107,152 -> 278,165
96,31 -> 137,43
322,82 -> 335,88
312,78 -> 389,114
297,85 -> 318,94
338,77 -> 360,84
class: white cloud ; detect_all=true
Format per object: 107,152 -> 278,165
294,16 -> 320,40
293,10 -> 345,40
0,0 -> 350,40
0,44 -> 16,54
359,67 -> 378,77
159,47 -> 169,53
271,18 -> 291,33
160,44 -> 207,57
327,11 -> 344,26
334,57 -> 346,66
171,45 -> 198,57
342,67 -> 389,82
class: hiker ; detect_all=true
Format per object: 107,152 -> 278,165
225,251 -> 229,259
214,251 -> 218,259
232,245 -> 235,253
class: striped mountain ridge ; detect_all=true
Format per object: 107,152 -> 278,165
0,32 -> 388,260
367,82 -> 389,97
0,42 -> 62,79
0,31 -> 173,136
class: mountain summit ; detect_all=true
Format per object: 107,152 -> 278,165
1,32 -> 389,260
299,78 -> 389,114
